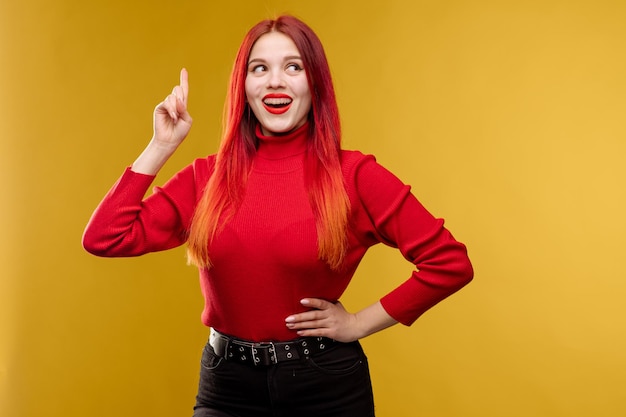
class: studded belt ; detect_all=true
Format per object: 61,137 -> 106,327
209,328 -> 337,367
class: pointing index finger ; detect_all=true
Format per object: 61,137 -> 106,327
180,68 -> 189,104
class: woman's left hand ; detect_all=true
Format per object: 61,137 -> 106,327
285,298 -> 399,343
285,298 -> 362,343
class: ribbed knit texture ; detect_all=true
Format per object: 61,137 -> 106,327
83,125 -> 473,342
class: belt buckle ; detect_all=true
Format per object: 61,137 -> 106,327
251,342 -> 276,366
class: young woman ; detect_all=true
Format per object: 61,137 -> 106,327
83,15 -> 473,417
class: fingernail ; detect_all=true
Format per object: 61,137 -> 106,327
285,316 -> 295,322
300,299 -> 310,305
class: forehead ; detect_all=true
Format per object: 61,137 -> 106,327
248,32 -> 300,60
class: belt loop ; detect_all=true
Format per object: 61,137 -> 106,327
249,341 -> 277,366
268,342 -> 277,365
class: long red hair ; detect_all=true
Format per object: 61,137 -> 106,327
187,15 -> 349,269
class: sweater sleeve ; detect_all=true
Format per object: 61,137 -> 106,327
351,154 -> 473,325
82,159 -> 210,257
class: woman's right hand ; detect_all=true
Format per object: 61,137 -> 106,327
131,69 -> 193,175
152,68 -> 193,149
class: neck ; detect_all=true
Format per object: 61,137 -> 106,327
255,123 -> 309,160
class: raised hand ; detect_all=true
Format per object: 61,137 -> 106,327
152,68 -> 193,148
132,69 -> 193,175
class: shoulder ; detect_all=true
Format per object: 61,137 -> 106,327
190,154 -> 217,178
340,149 -> 407,188
340,150 -> 414,217
340,149 -> 375,177
160,154 -> 217,192
172,155 -> 217,180
340,149 -> 372,165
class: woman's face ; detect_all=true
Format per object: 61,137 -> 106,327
245,31 -> 312,136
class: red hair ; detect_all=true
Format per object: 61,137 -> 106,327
187,15 -> 349,269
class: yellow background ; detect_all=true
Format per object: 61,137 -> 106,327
2,0 -> 625,416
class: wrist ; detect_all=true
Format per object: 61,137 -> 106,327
148,136 -> 180,155
131,138 -> 177,175
353,312 -> 375,340
353,302 -> 398,339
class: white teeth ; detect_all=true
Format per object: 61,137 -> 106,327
263,98 -> 292,106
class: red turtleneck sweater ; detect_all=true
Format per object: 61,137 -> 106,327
83,124 -> 473,341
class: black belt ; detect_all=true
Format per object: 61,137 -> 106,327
209,328 -> 337,367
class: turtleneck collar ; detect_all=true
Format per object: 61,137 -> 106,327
255,122 -> 309,160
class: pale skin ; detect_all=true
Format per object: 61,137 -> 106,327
131,67 -> 398,343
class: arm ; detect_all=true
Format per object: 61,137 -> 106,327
82,69 -> 196,256
354,156 -> 473,326
285,154 -> 473,340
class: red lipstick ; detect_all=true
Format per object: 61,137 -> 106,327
262,93 -> 292,115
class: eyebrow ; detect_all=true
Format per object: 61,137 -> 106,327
247,55 -> 303,65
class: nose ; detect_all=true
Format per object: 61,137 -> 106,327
267,69 -> 285,89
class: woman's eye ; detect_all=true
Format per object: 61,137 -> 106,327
250,65 -> 266,73
286,63 -> 303,72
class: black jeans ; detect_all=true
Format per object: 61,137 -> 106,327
193,337 -> 375,417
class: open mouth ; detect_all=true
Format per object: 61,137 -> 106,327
262,94 -> 292,114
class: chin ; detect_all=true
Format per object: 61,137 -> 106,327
262,123 -> 297,135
